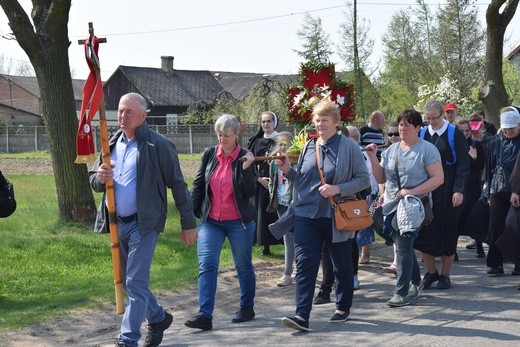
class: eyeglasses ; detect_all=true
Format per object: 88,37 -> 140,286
461,129 -> 471,133
388,132 -> 400,137
425,115 -> 442,121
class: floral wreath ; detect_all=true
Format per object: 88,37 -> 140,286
286,62 -> 356,129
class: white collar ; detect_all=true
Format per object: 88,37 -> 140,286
264,130 -> 279,139
428,120 -> 448,136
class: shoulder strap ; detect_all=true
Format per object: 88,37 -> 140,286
419,126 -> 428,139
394,144 -> 402,191
316,141 -> 337,207
446,124 -> 457,165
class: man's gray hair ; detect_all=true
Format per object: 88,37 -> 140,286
121,92 -> 149,112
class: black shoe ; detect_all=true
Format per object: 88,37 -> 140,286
512,267 -> 520,276
476,251 -> 485,258
420,270 -> 440,290
231,308 -> 255,323
329,310 -> 350,323
144,311 -> 173,347
436,275 -> 451,290
313,291 -> 331,305
184,315 -> 213,331
281,316 -> 310,331
487,266 -> 504,276
261,247 -> 271,256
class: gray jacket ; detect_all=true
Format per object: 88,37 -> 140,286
269,135 -> 370,243
90,122 -> 197,234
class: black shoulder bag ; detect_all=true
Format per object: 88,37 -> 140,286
0,172 -> 16,218
490,140 -> 507,195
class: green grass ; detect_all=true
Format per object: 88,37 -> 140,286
0,150 -> 51,159
0,173 -> 284,331
0,151 -> 200,161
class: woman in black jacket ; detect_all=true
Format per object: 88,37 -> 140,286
485,107 -> 520,276
185,114 -> 257,331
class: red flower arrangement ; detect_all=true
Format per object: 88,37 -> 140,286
286,62 -> 356,128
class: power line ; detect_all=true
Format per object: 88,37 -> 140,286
68,2 -> 490,39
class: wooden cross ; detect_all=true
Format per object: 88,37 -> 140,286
78,23 -> 124,315
78,22 -> 107,45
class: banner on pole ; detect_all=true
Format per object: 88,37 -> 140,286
75,36 -> 104,164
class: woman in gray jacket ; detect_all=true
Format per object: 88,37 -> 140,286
271,97 -> 370,331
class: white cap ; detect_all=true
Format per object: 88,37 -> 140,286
500,109 -> 520,128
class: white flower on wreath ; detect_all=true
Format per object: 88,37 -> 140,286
335,94 -> 345,105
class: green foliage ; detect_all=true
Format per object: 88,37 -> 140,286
294,13 -> 333,65
503,59 -> 520,105
337,2 -> 375,76
181,81 -> 286,125
433,0 -> 484,97
415,74 -> 481,115
376,81 -> 417,120
379,0 -> 484,112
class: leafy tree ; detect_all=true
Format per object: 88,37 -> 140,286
1,0 -> 96,222
337,1 -> 375,75
433,0 -> 485,97
503,59 -> 520,104
479,0 -> 519,124
181,78 -> 286,125
294,13 -> 333,64
379,0 -> 486,114
415,74 -> 480,116
337,0 -> 376,118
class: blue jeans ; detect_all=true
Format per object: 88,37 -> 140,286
385,212 -> 421,296
117,220 -> 164,347
293,216 -> 353,321
197,218 -> 256,318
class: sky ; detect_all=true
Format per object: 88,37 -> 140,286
1,0 -> 519,80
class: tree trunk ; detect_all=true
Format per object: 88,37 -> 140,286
1,0 -> 96,222
479,0 -> 520,126
35,65 -> 97,222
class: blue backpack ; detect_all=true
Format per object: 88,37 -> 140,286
419,124 -> 457,165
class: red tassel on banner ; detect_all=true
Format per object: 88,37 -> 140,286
75,36 -> 104,164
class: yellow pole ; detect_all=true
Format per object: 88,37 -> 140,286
80,22 -> 125,314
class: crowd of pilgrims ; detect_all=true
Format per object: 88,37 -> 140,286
249,102 -> 520,307
184,99 -> 520,333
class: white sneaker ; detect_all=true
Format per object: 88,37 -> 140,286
353,275 -> 360,290
387,293 -> 410,307
277,275 -> 293,287
407,284 -> 420,300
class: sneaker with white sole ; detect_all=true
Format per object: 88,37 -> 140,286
277,275 -> 293,287
407,284 -> 420,300
387,293 -> 410,307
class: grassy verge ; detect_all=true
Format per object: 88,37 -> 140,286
0,173 -> 284,331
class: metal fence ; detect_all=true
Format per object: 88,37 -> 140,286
0,122 -> 367,154
0,124 -> 297,154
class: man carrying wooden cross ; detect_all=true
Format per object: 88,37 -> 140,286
90,92 -> 198,347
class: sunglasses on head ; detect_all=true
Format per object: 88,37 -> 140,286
388,132 -> 400,137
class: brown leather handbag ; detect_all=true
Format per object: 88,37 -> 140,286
316,144 -> 373,231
